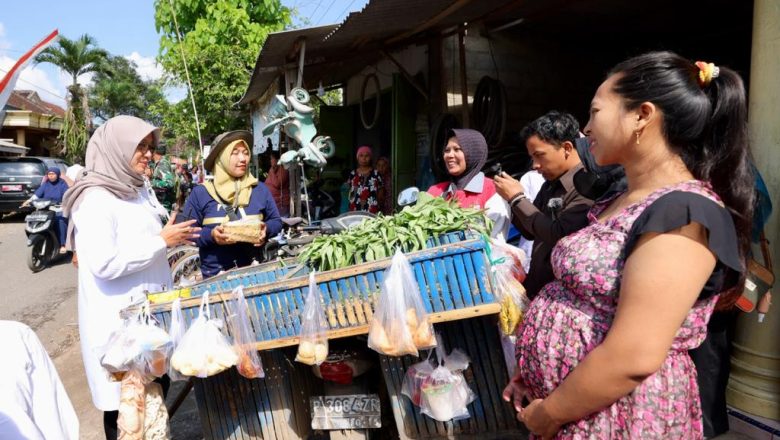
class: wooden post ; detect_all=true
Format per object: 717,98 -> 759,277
458,27 -> 469,128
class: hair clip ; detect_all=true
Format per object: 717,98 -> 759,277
695,61 -> 720,87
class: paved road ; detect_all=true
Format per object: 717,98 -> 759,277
0,215 -> 201,439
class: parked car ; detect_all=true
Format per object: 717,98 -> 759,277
0,157 -> 70,214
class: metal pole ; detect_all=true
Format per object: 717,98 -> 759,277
458,27 -> 470,128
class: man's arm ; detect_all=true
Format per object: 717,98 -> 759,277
510,193 -> 591,245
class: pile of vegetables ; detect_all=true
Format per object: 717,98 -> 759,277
299,193 -> 491,271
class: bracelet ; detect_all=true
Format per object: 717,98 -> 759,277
510,192 -> 527,206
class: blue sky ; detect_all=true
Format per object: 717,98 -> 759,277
0,0 -> 368,108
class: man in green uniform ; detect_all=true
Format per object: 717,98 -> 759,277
151,142 -> 176,211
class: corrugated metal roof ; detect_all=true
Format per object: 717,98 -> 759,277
239,0 -> 524,105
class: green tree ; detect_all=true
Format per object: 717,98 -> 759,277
35,34 -> 109,163
88,55 -> 169,126
153,0 -> 291,143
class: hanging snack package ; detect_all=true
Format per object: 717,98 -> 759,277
170,291 -> 238,378
167,298 -> 187,381
133,303 -> 173,378
226,286 -> 265,379
401,352 -> 435,406
490,238 -> 528,283
296,272 -> 329,366
369,249 -> 436,356
100,314 -> 143,377
420,366 -> 475,422
490,240 -> 529,337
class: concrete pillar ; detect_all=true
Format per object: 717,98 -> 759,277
16,129 -> 25,146
726,0 -> 780,421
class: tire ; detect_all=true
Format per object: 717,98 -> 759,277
27,237 -> 48,273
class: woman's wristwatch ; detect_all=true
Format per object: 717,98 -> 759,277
509,192 -> 527,207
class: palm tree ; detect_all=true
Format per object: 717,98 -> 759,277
36,34 -> 109,95
35,34 -> 109,163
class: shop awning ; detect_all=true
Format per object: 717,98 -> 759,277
0,139 -> 30,155
239,0 -> 529,105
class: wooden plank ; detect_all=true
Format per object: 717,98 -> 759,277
141,239 -> 486,315
451,253 -> 474,307
422,260 -> 444,312
450,321 -> 488,434
380,355 -> 417,440
434,257 -> 456,311
251,304 -> 499,351
472,251 -> 495,304
443,255 -> 465,309
233,371 -> 262,438
412,262 -> 433,313
251,296 -> 272,342
254,352 -> 276,440
193,379 -> 215,439
462,251 -> 483,305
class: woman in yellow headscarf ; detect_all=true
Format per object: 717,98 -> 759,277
182,130 -> 282,278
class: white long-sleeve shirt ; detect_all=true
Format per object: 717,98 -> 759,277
71,188 -> 172,411
0,321 -> 79,440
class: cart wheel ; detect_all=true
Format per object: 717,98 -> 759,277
171,252 -> 202,287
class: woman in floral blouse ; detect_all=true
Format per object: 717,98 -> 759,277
347,146 -> 384,214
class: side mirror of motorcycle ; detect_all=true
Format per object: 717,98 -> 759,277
397,187 -> 420,207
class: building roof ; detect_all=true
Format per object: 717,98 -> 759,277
5,90 -> 65,117
239,0 -> 531,105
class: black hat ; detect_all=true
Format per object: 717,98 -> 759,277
204,130 -> 253,172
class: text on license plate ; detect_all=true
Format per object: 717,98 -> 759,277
1,184 -> 22,192
310,394 -> 381,430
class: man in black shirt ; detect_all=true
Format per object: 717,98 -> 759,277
494,111 -> 593,299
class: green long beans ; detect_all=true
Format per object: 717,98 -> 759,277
299,192 -> 491,271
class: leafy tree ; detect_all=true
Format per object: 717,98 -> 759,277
35,34 -> 109,163
88,55 -> 169,126
153,0 -> 291,144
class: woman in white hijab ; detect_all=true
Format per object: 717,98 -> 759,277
62,115 -> 200,439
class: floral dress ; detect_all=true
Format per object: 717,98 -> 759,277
516,180 -> 740,439
348,169 -> 383,214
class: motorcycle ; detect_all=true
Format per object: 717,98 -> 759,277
24,199 -> 64,272
264,211 -> 377,261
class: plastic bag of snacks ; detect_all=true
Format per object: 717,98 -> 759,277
296,272 -> 329,365
419,343 -> 475,422
489,240 -> 529,337
401,350 -> 435,406
226,286 -> 264,379
100,303 -> 172,378
369,249 -> 436,357
170,291 -> 238,377
167,297 -> 187,381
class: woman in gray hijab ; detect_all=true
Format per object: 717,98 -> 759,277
427,128 -> 511,239
63,115 -> 200,439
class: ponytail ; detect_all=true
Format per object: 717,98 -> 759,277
610,52 -> 754,309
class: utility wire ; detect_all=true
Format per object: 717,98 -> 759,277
0,66 -> 68,102
315,0 -> 338,25
335,0 -> 358,22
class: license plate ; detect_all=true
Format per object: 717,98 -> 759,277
310,394 -> 381,430
1,184 -> 22,192
26,214 -> 49,222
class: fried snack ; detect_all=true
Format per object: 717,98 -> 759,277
222,219 -> 265,243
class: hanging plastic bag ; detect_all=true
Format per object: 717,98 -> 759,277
167,298 -> 187,381
490,238 -> 528,283
100,313 -> 144,376
401,350 -> 435,406
170,291 -> 238,378
226,286 -> 264,379
489,240 -> 529,337
369,249 -> 436,357
296,272 -> 329,366
133,303 -> 173,378
419,340 -> 475,422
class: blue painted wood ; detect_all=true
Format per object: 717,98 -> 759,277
411,262 -> 433,313
434,257 -> 455,311
443,254 -> 464,309
422,260 -> 444,312
461,251 -> 483,305
471,250 -> 494,304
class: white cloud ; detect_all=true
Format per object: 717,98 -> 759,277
125,52 -> 164,81
0,22 -> 11,53
0,55 -> 67,108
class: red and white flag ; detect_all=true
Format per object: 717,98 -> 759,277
0,29 -> 59,126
